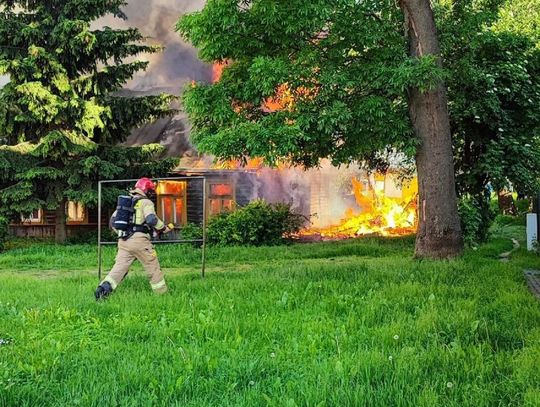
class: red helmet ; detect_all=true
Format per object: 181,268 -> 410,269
135,177 -> 156,194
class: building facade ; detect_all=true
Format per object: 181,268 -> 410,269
9,169 -> 257,239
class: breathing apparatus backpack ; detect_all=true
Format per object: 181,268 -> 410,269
112,195 -> 136,234
112,195 -> 143,238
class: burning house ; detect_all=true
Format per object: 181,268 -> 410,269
255,163 -> 418,239
8,0 -> 419,240
9,155 -> 417,240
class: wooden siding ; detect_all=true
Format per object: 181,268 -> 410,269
8,170 -> 257,238
186,177 -> 205,226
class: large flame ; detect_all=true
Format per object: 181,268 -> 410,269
303,175 -> 418,238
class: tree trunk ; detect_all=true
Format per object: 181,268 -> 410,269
497,190 -> 517,215
400,0 -> 463,258
55,198 -> 67,244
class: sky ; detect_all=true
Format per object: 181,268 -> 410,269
1,0 -> 211,92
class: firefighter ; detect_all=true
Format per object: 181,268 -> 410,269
95,177 -> 173,300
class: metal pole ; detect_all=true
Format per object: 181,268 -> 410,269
97,181 -> 103,281
201,177 -> 207,279
536,193 -> 540,247
98,239 -> 204,245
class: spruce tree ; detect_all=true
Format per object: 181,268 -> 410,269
0,0 -> 177,243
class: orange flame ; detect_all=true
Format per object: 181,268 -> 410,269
303,175 -> 418,238
212,61 -> 228,83
263,83 -> 295,112
214,157 -> 265,170
263,83 -> 318,113
212,61 -> 317,119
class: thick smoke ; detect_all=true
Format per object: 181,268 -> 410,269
96,0 -> 211,92
2,2 -> 210,91
255,161 -> 367,228
94,0 -> 211,157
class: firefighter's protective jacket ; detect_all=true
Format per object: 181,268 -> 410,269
110,188 -> 165,237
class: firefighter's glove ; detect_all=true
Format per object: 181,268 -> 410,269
163,223 -> 175,234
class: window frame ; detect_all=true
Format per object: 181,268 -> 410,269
207,180 -> 236,217
20,209 -> 43,224
156,181 -> 188,226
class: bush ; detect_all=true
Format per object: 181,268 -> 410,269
491,196 -> 529,228
515,198 -> 531,215
0,216 -> 8,252
179,223 -> 203,246
458,197 -> 494,246
494,214 -> 526,227
206,200 -> 307,246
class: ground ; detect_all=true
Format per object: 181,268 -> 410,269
0,228 -> 539,406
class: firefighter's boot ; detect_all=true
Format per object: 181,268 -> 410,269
95,281 -> 113,301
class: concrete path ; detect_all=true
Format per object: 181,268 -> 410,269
524,270 -> 540,300
499,238 -> 520,262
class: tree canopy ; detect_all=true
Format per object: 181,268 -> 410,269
0,0 -> 178,238
178,0 -> 436,168
438,0 -> 540,198
179,0 -> 466,258
178,0 -> 539,182
178,0 -> 540,246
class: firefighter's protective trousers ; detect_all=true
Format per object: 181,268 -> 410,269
102,196 -> 167,294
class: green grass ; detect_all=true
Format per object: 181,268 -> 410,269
1,233 -> 539,406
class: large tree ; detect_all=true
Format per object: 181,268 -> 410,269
0,0 -> 178,243
398,0 -> 462,257
438,0 -> 540,241
178,0 -> 463,258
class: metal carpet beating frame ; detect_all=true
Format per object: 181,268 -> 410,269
97,176 -> 207,281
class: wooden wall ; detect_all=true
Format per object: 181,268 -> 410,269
9,171 -> 257,238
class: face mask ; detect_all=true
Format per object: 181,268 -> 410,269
146,190 -> 157,201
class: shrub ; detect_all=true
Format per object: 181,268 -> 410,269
490,197 -> 529,228
458,197 -> 494,246
206,200 -> 307,246
515,198 -> 531,215
179,223 -> 203,245
494,214 -> 526,227
0,216 -> 8,252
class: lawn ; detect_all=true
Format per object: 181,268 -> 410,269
0,232 -> 539,406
